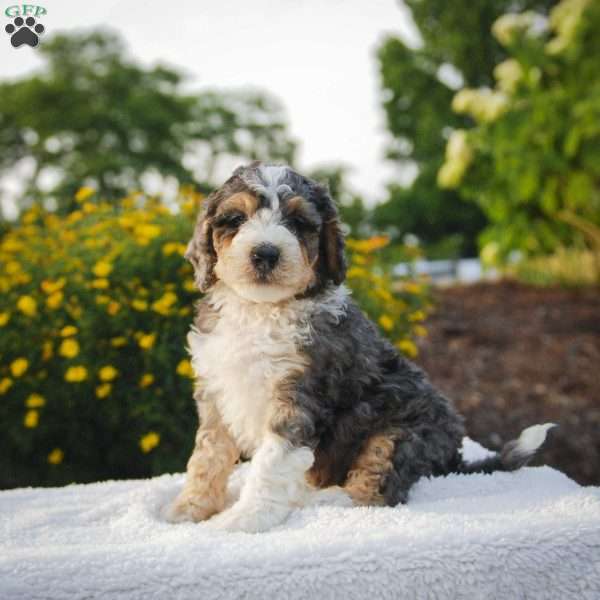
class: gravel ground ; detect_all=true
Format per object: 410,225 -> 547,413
415,281 -> 600,486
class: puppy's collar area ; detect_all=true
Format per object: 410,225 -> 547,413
205,281 -> 349,325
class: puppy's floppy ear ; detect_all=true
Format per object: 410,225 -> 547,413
185,202 -> 217,293
315,184 -> 347,285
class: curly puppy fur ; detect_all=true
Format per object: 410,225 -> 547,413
166,163 -> 554,532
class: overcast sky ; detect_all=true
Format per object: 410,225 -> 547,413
1,0 -> 420,210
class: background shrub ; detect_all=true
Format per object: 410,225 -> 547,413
0,189 -> 430,488
438,0 -> 600,274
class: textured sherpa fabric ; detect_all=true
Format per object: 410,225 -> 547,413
1,439 -> 599,600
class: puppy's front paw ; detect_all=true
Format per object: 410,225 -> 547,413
163,493 -> 218,524
208,503 -> 288,533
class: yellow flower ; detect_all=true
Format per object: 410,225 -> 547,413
41,278 -> 66,294
46,291 -> 64,309
494,59 -> 523,94
42,341 -> 54,361
95,295 -> 110,305
64,365 -> 88,382
138,333 -> 156,350
183,279 -> 196,293
403,282 -> 422,295
0,312 -> 10,326
95,383 -> 112,398
1,237 -> 24,253
396,339 -> 418,359
107,301 -> 121,316
48,448 -> 64,465
176,359 -> 194,378
120,197 -> 136,210
93,260 -> 113,278
451,89 -> 477,114
408,310 -> 426,322
414,324 -> 428,338
24,410 -> 39,428
60,325 -> 78,337
17,295 -> 37,316
10,358 -> 28,377
99,365 -> 118,381
22,209 -> 38,224
352,254 -> 367,265
68,304 -> 83,320
118,214 -> 135,229
0,377 -> 13,395
26,393 -> 46,408
110,337 -> 127,348
451,89 -> 508,123
91,278 -> 109,289
374,288 -> 393,303
59,338 -> 80,358
139,432 -> 160,453
346,236 -> 389,253
151,292 -> 177,315
438,129 -> 474,189
378,315 -> 394,332
546,0 -> 590,54
492,11 -> 536,46
163,242 -> 177,256
139,373 -> 155,388
162,242 -> 186,256
5,260 -> 21,275
75,186 -> 95,202
132,299 -> 148,311
346,267 -> 369,279
481,242 -> 500,266
134,224 -> 161,240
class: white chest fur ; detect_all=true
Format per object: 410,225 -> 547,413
187,285 -> 320,456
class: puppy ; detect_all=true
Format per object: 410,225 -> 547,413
166,163 -> 553,532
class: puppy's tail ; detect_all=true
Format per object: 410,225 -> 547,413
457,423 -> 557,475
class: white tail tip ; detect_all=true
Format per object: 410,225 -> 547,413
515,423 -> 557,455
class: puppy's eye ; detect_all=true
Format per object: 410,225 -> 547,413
215,212 -> 247,229
285,215 -> 318,233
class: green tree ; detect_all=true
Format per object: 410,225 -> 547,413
439,0 -> 600,266
307,164 -> 369,237
375,0 -> 554,257
0,30 -> 295,216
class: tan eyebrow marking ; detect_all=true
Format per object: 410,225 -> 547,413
283,195 -> 321,224
284,195 -> 311,214
216,192 -> 258,217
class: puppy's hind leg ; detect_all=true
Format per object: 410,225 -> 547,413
343,433 -> 398,506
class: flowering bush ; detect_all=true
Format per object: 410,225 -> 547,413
0,190 -> 429,488
345,237 -> 430,360
438,0 -> 600,272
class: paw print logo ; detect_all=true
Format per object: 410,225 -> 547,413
5,16 -> 45,48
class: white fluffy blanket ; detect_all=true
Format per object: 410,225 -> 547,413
2,440 -> 600,600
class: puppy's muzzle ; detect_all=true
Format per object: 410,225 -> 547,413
251,243 -> 280,277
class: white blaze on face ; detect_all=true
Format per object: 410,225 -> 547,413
214,208 -> 313,303
254,165 -> 289,211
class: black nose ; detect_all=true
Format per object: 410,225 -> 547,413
251,243 -> 280,273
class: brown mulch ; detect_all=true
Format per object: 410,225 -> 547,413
415,280 -> 600,486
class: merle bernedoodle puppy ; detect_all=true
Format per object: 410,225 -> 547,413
165,163 -> 553,532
